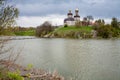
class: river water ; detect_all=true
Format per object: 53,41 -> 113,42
5,37 -> 120,80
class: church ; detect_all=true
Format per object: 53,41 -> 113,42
64,9 -> 80,26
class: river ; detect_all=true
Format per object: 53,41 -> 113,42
4,37 -> 120,80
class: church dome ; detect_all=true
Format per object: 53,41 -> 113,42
75,8 -> 79,12
67,13 -> 73,15
67,10 -> 73,15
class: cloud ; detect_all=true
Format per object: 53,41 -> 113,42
16,0 -> 120,18
17,14 -> 112,27
82,0 -> 105,4
16,14 -> 66,27
14,0 -> 120,27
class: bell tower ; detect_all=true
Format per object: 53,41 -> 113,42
67,10 -> 73,18
74,8 -> 80,21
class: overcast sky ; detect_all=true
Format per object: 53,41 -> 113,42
14,0 -> 120,27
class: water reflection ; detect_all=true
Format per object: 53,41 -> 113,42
9,38 -> 120,80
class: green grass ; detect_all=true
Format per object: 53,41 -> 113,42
54,26 -> 93,34
14,30 -> 35,36
51,26 -> 93,38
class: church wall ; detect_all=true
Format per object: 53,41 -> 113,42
74,17 -> 80,21
66,21 -> 75,26
68,15 -> 72,18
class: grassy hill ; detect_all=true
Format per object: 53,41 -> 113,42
55,26 -> 92,32
51,26 -> 93,38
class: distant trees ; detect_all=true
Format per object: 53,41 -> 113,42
87,15 -> 94,25
82,15 -> 94,26
96,19 -> 105,25
94,19 -> 105,28
93,17 -> 120,38
96,24 -> 120,38
97,24 -> 113,38
13,26 -> 35,32
82,17 -> 88,26
0,0 -> 19,35
36,21 -> 54,37
98,19 -> 104,24
87,15 -> 94,24
111,17 -> 119,29
83,17 -> 87,23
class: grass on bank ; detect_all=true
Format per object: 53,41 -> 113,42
0,30 -> 35,36
54,26 -> 92,33
14,30 -> 35,36
52,26 -> 93,38
0,30 -> 15,36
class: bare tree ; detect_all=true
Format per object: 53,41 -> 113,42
86,15 -> 94,25
0,0 -> 19,35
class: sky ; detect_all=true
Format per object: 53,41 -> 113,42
14,0 -> 120,27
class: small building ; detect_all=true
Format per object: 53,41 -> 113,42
64,9 -> 80,26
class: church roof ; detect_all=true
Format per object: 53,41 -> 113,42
64,17 -> 75,23
67,13 -> 73,15
74,15 -> 80,18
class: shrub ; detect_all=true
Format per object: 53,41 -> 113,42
97,24 -> 115,38
97,25 -> 111,38
7,72 -> 24,80
0,71 -> 24,80
64,24 -> 68,28
36,21 -> 54,37
27,64 -> 33,70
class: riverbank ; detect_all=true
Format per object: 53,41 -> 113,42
14,30 -> 35,36
0,60 -> 64,80
43,26 -> 120,39
1,26 -> 120,39
0,30 -> 35,36
43,26 -> 96,39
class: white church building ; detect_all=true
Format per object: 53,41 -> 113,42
64,9 -> 80,26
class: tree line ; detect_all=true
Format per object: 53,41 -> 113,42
36,17 -> 120,38
93,17 -> 120,38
